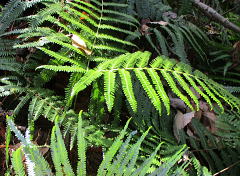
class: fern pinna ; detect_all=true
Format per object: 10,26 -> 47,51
39,51 -> 240,114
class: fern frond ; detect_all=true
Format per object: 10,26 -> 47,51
133,143 -> 162,175
224,86 -> 240,93
50,125 -> 63,176
97,118 -> 131,175
178,0 -> 193,15
122,128 -> 152,176
18,0 -> 138,59
161,70 -> 194,110
153,28 -> 169,56
14,93 -> 32,115
106,130 -> 137,175
194,76 -> 224,111
7,117 -> 53,176
0,0 -> 43,34
172,72 -> 199,110
39,47 -> 82,66
77,111 -> 86,176
40,51 -> 239,114
55,123 -> 75,176
11,148 -> 26,176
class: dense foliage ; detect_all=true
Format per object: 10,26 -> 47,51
0,0 -> 240,175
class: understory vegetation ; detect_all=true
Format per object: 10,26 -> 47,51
0,0 -> 240,175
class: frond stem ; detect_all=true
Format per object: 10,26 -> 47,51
98,67 -> 200,80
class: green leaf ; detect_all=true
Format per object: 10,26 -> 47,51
70,70 -> 103,105
161,70 -> 194,110
147,68 -> 170,114
119,69 -> 137,112
104,71 -> 116,112
134,69 -> 162,114
77,111 -> 86,176
11,148 -> 26,176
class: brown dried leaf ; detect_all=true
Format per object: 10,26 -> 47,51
203,111 -> 217,133
183,111 -> 195,126
194,110 -> 202,119
199,101 -> 209,112
140,24 -> 151,35
163,11 -> 177,19
149,21 -> 168,26
173,111 -> 195,141
170,98 -> 186,111
39,146 -> 49,156
71,34 -> 92,55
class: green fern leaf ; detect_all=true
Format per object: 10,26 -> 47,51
194,77 -> 224,111
97,118 -> 131,175
147,68 -> 170,114
154,28 -> 168,56
93,44 -> 127,53
172,72 -> 199,110
106,131 -> 137,175
11,148 -> 26,176
124,51 -> 142,68
104,71 -> 116,112
184,74 -> 213,109
145,34 -> 161,55
124,128 -> 151,176
77,111 -> 86,176
39,47 -> 81,66
119,69 -> 137,112
137,51 -> 151,67
55,124 -> 75,176
70,70 -> 102,102
161,70 -> 194,110
134,69 -> 162,114
51,126 -> 63,176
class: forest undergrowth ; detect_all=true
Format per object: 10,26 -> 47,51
0,0 -> 240,175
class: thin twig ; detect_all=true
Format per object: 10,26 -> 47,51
213,160 -> 240,176
221,6 -> 239,16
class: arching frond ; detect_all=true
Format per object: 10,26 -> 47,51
40,51 -> 239,114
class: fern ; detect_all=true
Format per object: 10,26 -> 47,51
178,0 -> 193,15
11,148 -> 26,176
117,0 -> 208,62
39,51 -> 240,114
1,1 -> 240,176
7,116 -> 189,176
0,72 -> 112,147
216,108 -> 240,147
15,0 -> 138,54
76,111 -> 86,176
7,116 -> 53,176
178,117 -> 240,175
0,0 -> 44,34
